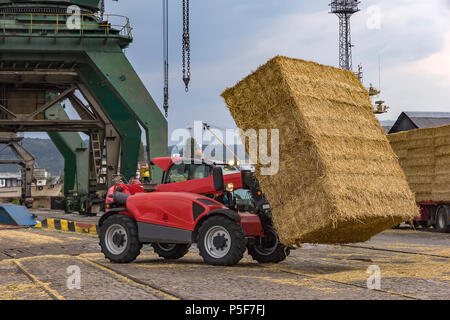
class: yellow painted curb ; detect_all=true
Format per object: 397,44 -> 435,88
34,218 -> 98,235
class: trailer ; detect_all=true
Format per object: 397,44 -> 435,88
388,124 -> 450,234
413,202 -> 450,233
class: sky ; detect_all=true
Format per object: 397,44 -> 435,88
27,0 -> 450,141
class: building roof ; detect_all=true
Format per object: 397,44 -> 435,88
382,126 -> 392,134
379,120 -> 395,134
388,111 -> 450,134
0,173 -> 21,179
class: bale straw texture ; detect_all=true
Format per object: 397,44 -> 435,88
388,125 -> 450,202
222,56 -> 418,245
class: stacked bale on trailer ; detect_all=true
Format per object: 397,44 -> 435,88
222,56 -> 419,246
388,125 -> 450,202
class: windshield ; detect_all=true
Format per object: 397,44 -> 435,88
233,189 -> 255,211
218,165 -> 240,175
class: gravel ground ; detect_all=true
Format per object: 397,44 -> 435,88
0,226 -> 448,300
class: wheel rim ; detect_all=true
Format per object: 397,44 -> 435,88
204,226 -> 231,259
105,224 -> 128,255
253,228 -> 279,256
438,211 -> 446,229
156,243 -> 176,251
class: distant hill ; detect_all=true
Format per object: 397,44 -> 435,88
0,138 -> 64,175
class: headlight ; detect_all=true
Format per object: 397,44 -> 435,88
228,160 -> 236,166
226,183 -> 234,192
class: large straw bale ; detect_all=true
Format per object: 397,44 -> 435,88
435,145 -> 450,156
388,124 -> 450,202
435,156 -> 450,166
435,136 -> 450,146
404,157 -> 434,167
394,149 -> 408,159
434,125 -> 450,136
406,175 -> 433,184
222,56 -> 418,245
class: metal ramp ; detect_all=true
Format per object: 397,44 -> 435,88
0,205 -> 37,226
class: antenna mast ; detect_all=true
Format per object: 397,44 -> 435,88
329,0 -> 360,71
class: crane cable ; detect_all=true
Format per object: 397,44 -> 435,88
182,0 -> 191,92
163,0 -> 169,117
202,122 -> 242,163
100,0 -> 104,20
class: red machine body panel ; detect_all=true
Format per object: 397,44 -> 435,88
105,183 -> 145,210
416,203 -> 432,222
239,213 -> 264,237
125,192 -> 226,231
156,175 -> 217,195
105,190 -> 264,238
223,172 -> 244,190
152,157 -> 182,172
155,172 -> 242,194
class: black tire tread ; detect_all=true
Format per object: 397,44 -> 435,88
435,209 -> 450,233
99,214 -> 142,263
197,216 -> 246,266
151,243 -> 191,260
247,243 -> 290,264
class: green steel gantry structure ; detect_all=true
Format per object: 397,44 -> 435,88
0,0 -> 168,213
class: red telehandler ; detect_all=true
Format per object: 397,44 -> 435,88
98,157 -> 290,266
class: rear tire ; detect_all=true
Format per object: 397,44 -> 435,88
247,227 -> 290,263
197,216 -> 246,266
151,243 -> 191,260
99,215 -> 142,263
435,206 -> 450,233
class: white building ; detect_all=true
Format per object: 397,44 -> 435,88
0,168 -> 50,188
34,168 -> 49,186
0,173 -> 21,188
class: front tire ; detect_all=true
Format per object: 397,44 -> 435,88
247,226 -> 290,263
197,216 -> 246,266
99,215 -> 142,263
151,243 -> 191,260
435,206 -> 450,233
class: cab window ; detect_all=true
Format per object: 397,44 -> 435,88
190,164 -> 212,180
166,163 -> 189,183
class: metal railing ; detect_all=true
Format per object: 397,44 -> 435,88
329,0 -> 360,14
0,12 -> 132,37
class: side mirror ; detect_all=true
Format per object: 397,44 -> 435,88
212,167 -> 224,191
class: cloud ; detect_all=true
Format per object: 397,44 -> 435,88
113,0 -> 450,128
375,30 -> 450,121
192,0 -> 450,89
406,32 -> 450,86
243,10 -> 336,65
352,0 -> 450,64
